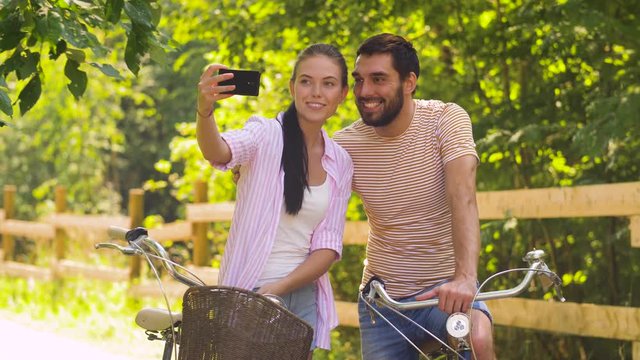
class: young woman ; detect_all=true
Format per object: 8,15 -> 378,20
195,44 -> 353,354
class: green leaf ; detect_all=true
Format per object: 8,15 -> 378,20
0,87 -> 13,116
124,27 -> 145,75
49,39 -> 68,60
64,59 -> 87,99
59,14 -> 104,56
154,159 -> 172,174
106,0 -> 125,24
16,51 -> 40,80
69,0 -> 95,10
124,0 -> 154,30
65,48 -> 86,63
26,34 -> 38,47
148,41 -> 167,66
35,8 -> 63,43
478,10 -> 496,29
0,13 -> 26,51
60,16 -> 89,48
18,75 -> 42,115
149,1 -> 162,27
89,62 -> 124,80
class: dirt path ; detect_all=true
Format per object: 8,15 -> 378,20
0,313 -> 163,360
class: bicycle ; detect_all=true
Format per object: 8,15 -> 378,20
95,226 -> 314,360
360,249 -> 566,360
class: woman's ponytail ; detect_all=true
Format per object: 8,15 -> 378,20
281,103 -> 307,215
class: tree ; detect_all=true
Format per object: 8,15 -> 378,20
0,0 -> 169,118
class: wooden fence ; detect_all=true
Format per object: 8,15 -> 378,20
1,182 -> 639,358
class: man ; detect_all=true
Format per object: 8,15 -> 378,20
332,33 -> 495,359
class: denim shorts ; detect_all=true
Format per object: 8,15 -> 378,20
358,281 -> 492,360
255,283 -> 317,349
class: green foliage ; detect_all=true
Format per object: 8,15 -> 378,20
0,56 -> 132,218
0,0 -> 170,117
316,327 -> 362,360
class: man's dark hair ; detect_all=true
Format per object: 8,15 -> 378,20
357,33 -> 420,82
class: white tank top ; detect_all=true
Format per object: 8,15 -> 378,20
256,180 -> 330,286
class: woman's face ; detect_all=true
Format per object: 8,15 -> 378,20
290,55 -> 348,126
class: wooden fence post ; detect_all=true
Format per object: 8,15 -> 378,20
192,180 -> 209,266
2,185 -> 16,261
128,188 -> 144,280
631,215 -> 640,248
54,186 -> 67,261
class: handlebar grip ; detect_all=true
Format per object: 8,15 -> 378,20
108,226 -> 130,241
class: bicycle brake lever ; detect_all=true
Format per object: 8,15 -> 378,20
535,263 -> 566,302
538,273 -> 554,292
535,263 -> 556,291
95,242 -> 143,255
362,284 -> 379,324
554,283 -> 566,302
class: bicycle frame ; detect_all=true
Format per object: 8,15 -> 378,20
361,249 -> 565,359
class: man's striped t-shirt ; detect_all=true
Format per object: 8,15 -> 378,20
333,99 -> 478,298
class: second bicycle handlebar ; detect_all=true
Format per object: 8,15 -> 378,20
96,226 -> 205,287
363,249 -> 565,311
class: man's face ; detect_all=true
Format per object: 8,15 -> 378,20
352,53 -> 404,127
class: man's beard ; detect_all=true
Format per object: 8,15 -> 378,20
358,86 -> 404,128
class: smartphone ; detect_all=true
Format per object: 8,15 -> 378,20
218,69 -> 261,96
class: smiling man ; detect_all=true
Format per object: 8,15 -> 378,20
333,33 -> 495,360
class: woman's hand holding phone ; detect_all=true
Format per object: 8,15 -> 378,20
196,64 -> 236,117
197,64 -> 261,117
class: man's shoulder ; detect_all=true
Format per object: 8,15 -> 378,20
415,99 -> 469,121
333,119 -> 367,143
415,99 -> 449,113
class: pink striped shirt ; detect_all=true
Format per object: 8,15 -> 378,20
211,114 -> 353,350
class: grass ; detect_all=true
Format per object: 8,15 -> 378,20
0,276 -> 171,359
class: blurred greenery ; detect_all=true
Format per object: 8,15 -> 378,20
1,0 -> 639,358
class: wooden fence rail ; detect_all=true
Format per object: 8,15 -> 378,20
1,182 -> 639,358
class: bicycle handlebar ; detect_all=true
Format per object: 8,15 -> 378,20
96,226 -> 204,287
364,249 -> 565,311
107,226 -> 128,241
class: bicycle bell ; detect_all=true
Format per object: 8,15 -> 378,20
446,312 -> 471,349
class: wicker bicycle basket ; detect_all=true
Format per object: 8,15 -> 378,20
178,286 -> 314,360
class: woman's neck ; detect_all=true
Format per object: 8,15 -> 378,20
299,121 -> 324,151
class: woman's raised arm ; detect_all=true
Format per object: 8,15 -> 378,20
196,64 -> 236,164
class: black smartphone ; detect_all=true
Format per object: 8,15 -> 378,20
218,69 -> 261,96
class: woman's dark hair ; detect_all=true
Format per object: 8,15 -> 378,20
281,43 -> 348,215
357,33 -> 420,83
